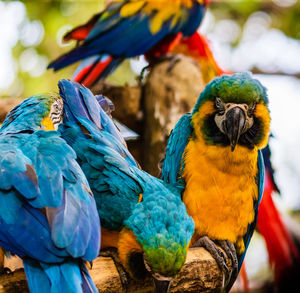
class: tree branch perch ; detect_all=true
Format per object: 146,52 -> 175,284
0,247 -> 231,293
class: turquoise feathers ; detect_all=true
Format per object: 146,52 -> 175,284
0,93 -> 100,293
58,80 -> 194,280
161,72 -> 271,291
193,72 -> 268,114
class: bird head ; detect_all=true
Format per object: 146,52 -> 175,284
40,94 -> 64,131
0,93 -> 63,133
192,72 -> 270,151
119,186 -> 194,293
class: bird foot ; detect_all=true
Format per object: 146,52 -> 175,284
216,240 -> 239,290
100,248 -> 130,291
139,54 -> 182,82
192,236 -> 230,274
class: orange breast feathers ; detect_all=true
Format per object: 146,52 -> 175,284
182,123 -> 259,253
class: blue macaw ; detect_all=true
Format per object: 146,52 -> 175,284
161,72 -> 271,291
48,0 -> 208,87
58,79 -> 195,292
0,93 -> 100,292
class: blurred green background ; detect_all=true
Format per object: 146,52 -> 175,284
0,0 -> 299,98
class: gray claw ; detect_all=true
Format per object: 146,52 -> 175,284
192,236 -> 229,273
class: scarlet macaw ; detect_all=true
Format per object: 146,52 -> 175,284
48,0 -> 209,87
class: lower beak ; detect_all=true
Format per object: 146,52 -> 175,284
223,107 -> 246,151
153,278 -> 171,293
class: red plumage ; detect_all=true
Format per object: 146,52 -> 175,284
257,171 -> 299,281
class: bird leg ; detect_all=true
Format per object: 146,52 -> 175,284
100,247 -> 131,291
216,240 -> 238,272
139,54 -> 183,82
192,236 -> 230,274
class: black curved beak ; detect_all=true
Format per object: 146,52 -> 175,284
223,107 -> 246,151
153,278 -> 171,293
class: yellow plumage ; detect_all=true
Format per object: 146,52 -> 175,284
181,101 -> 268,254
119,0 -> 204,34
41,117 -> 55,131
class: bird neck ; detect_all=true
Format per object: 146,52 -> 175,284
182,136 -> 259,253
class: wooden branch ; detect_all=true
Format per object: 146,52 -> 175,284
143,56 -> 205,175
0,99 -> 22,124
249,67 -> 300,79
0,247 -> 231,293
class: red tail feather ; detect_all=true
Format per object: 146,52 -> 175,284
257,171 -> 299,281
73,57 -> 114,87
63,14 -> 100,42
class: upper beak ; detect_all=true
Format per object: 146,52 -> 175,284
223,106 -> 246,151
153,278 -> 171,293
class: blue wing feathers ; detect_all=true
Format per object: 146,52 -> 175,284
161,113 -> 192,184
0,93 -> 100,292
48,1 -> 205,76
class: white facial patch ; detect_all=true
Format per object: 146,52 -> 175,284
50,99 -> 64,130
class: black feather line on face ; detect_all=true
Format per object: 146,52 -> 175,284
201,114 -> 263,149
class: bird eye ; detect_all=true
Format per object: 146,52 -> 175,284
215,97 -> 225,115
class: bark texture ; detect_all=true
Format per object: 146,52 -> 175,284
0,247 -> 231,293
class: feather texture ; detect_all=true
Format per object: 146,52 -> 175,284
48,0 -> 207,85
0,93 -> 100,293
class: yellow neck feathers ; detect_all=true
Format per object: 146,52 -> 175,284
182,101 -> 262,253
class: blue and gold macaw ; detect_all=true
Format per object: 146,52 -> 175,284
0,93 -> 100,292
161,72 -> 271,291
58,79 -> 195,292
48,0 -> 208,87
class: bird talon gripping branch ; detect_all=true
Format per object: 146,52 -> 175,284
192,236 -> 230,274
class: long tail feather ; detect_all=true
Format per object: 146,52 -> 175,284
73,55 -> 123,87
257,171 -> 299,281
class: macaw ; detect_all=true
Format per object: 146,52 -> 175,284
58,79 -> 195,292
0,93 -> 100,292
161,72 -> 271,291
180,35 -> 300,290
48,0 -> 209,87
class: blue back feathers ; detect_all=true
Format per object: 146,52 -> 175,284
0,93 -> 100,293
58,80 -> 194,276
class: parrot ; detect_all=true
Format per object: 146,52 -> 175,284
178,34 -> 300,291
47,0 -> 209,87
161,72 -> 271,291
58,79 -> 195,292
0,92 -> 100,292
